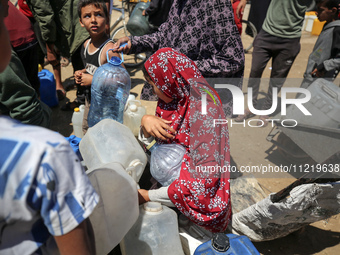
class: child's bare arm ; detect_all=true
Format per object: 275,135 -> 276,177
101,42 -> 125,68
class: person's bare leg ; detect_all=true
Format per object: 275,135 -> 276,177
53,63 -> 64,91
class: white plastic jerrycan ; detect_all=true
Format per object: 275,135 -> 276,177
71,104 -> 85,138
79,119 -> 147,182
120,202 -> 184,255
123,100 -> 146,136
87,162 -> 139,255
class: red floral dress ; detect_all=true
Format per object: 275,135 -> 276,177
144,48 -> 231,232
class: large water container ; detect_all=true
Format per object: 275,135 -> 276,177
87,162 -> 139,255
88,50 -> 131,127
194,233 -> 260,255
148,140 -> 186,186
79,119 -> 147,182
123,99 -> 146,136
126,2 -> 150,36
120,202 -> 184,255
71,105 -> 85,138
38,69 -> 58,107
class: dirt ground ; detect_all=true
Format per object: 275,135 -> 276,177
45,3 -> 340,255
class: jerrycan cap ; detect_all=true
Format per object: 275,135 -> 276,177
129,104 -> 138,112
74,107 -> 80,112
144,202 -> 163,214
212,233 -> 230,252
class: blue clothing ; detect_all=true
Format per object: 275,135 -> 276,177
0,116 -> 99,254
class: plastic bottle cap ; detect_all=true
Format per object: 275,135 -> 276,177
74,107 -> 80,112
128,94 -> 136,101
144,202 -> 163,213
146,140 -> 157,151
130,104 -> 138,112
212,233 -> 230,252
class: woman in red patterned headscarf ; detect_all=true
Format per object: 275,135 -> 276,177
139,48 -> 231,232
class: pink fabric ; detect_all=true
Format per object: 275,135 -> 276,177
144,48 -> 231,232
4,2 -> 36,48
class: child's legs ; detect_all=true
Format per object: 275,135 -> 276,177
82,98 -> 90,135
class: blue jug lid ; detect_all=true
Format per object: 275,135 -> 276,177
212,233 -> 230,252
106,42 -> 127,66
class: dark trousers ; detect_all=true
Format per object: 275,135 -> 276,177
15,41 -> 41,96
248,30 -> 301,111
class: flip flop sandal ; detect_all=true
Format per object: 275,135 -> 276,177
56,89 -> 66,101
257,115 -> 270,127
234,110 -> 255,122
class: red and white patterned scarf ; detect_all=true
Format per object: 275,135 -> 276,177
145,48 -> 231,232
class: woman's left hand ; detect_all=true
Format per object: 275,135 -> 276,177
141,115 -> 177,141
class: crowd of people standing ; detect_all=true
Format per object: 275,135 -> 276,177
1,0 -> 340,254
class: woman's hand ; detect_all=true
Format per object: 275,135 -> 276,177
141,115 -> 177,141
113,36 -> 131,54
236,0 -> 247,19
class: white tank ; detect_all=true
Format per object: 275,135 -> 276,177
123,100 -> 146,136
71,104 -> 85,138
120,202 -> 184,255
79,119 -> 147,182
87,162 -> 139,255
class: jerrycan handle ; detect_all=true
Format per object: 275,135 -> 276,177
106,42 -> 127,66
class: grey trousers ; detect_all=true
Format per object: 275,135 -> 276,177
248,30 -> 301,111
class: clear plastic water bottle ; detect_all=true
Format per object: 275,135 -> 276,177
147,140 -> 186,186
88,50 -> 131,127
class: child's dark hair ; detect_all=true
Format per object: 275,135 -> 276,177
316,0 -> 340,16
78,0 -> 108,19
142,64 -> 151,79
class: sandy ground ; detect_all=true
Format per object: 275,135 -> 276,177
45,2 -> 340,255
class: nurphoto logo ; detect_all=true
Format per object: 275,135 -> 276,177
201,84 -> 312,128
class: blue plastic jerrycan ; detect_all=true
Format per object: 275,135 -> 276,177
38,69 -> 58,107
194,233 -> 260,255
64,135 -> 82,161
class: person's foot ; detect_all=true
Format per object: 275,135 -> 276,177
257,115 -> 270,127
234,109 -> 255,122
56,89 -> 66,101
60,56 -> 70,67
